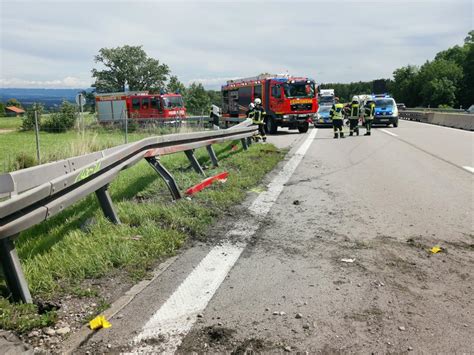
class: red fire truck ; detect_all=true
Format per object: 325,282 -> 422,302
221,74 -> 318,133
95,91 -> 186,122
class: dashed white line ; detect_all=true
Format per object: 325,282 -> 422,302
462,166 -> 474,173
380,129 -> 398,137
129,128 -> 319,354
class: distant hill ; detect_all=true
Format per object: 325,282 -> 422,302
0,88 -> 92,108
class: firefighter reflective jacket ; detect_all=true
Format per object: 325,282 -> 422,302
364,103 -> 375,118
330,103 -> 344,120
350,103 -> 360,118
252,107 -> 265,125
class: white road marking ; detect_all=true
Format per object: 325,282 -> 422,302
380,129 -> 398,137
462,166 -> 474,173
129,129 -> 318,354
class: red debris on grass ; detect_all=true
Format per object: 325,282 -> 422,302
185,172 -> 229,196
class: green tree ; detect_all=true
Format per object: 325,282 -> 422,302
391,65 -> 420,107
167,75 -> 186,95
22,103 -> 44,131
0,102 -> 5,117
42,101 -> 78,132
185,83 -> 210,115
92,45 -> 170,93
6,98 -> 22,108
464,30 -> 474,44
417,59 -> 463,106
459,41 -> 474,108
207,90 -> 222,107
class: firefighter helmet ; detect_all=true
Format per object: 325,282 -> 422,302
248,103 -> 255,109
254,98 -> 262,105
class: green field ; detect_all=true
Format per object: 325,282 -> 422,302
0,134 -> 284,333
0,116 -> 22,130
0,119 -> 189,173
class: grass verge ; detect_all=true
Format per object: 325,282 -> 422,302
0,141 -> 284,333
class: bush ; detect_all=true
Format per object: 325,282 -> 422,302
15,152 -> 36,169
42,101 -> 78,132
22,103 -> 44,131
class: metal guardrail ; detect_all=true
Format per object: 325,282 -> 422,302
399,111 -> 428,122
0,120 -> 257,303
399,110 -> 474,130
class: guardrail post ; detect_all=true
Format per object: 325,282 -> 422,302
0,236 -> 33,303
246,137 -> 252,146
206,145 -> 219,167
185,150 -> 205,176
95,185 -> 121,224
145,156 -> 182,200
241,138 -> 248,151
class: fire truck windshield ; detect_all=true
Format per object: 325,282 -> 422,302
283,82 -> 315,98
163,96 -> 184,108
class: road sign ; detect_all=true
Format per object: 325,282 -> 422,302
75,93 -> 86,107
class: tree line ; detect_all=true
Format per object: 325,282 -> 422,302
320,31 -> 473,108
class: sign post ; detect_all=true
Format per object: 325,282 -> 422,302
75,93 -> 86,134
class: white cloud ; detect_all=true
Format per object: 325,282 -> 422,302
0,77 -> 91,88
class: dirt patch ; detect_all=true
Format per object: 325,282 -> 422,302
178,325 -> 236,353
179,325 -> 282,354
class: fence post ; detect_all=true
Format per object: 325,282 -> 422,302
185,149 -> 205,176
241,138 -> 248,151
145,156 -> 182,200
206,145 -> 219,167
0,236 -> 33,304
34,110 -> 41,164
95,184 -> 121,224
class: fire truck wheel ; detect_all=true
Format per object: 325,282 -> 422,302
298,123 -> 309,133
266,116 -> 278,135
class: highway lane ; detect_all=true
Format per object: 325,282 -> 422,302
75,123 -> 473,353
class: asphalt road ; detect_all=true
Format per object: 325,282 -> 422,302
75,121 -> 473,354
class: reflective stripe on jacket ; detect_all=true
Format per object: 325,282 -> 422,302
252,108 -> 265,124
350,104 -> 359,118
364,103 -> 375,118
330,103 -> 344,120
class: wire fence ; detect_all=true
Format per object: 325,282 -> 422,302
0,112 -> 215,173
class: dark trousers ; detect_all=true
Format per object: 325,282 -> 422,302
365,119 -> 373,133
349,118 -> 359,134
258,123 -> 266,138
333,119 -> 343,137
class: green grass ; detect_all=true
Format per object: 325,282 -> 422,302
0,141 -> 284,332
0,298 -> 57,333
0,129 -> 156,173
0,116 -> 22,130
0,121 -> 205,172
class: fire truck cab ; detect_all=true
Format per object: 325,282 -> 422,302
221,74 -> 318,134
95,91 -> 186,122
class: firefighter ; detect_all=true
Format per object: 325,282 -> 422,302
252,98 -> 267,142
246,102 -> 255,118
363,99 -> 376,136
349,100 -> 360,136
330,97 -> 344,139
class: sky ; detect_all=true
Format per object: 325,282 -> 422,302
0,0 -> 472,89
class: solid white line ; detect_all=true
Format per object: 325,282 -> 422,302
462,166 -> 474,173
380,128 -> 398,137
129,128 -> 318,353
